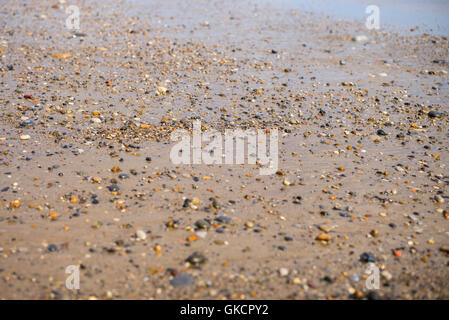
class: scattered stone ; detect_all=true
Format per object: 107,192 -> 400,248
136,230 -> 146,240
20,134 -> 31,140
107,184 -> 120,192
434,195 -> 444,204
19,119 -> 34,127
428,110 -> 443,118
215,216 -> 231,224
360,252 -> 376,263
170,273 -> 193,287
186,252 -> 207,266
118,173 -> 130,179
352,35 -> 368,42
195,219 -> 211,230
381,270 -> 393,281
349,275 -> 360,282
279,268 -> 289,277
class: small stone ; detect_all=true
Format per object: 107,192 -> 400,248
186,252 -> 207,266
196,231 -> 207,239
170,273 -> 193,287
118,173 -> 130,179
194,219 -> 211,230
19,119 -> 34,127
432,59 -> 446,64
210,197 -> 220,210
352,35 -> 368,42
20,134 -> 31,140
107,184 -> 120,192
10,200 -> 21,208
316,233 -> 331,241
136,230 -> 146,240
182,198 -> 192,208
428,110 -> 443,118
435,195 -> 444,204
349,275 -> 360,282
360,252 -> 376,263
279,268 -> 289,277
292,196 -> 302,204
47,244 -> 58,252
215,216 -> 231,224
111,166 -> 121,172
381,270 -> 393,281
376,129 -> 387,136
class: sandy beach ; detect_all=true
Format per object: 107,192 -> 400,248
0,0 -> 448,299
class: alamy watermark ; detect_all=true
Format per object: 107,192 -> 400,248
170,120 -> 278,175
65,5 -> 80,30
365,5 -> 380,30
365,263 -> 380,290
65,265 -> 80,290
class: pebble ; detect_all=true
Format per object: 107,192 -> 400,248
279,268 -> 289,277
428,110 -> 443,118
20,134 -> 30,140
360,252 -> 376,263
349,275 -> 360,282
19,119 -> 34,127
352,35 -> 368,42
186,252 -> 207,266
170,273 -> 193,287
136,230 -> 147,240
245,221 -> 254,228
215,216 -> 231,224
381,270 -> 393,281
107,184 -> 120,192
195,219 -> 211,230
196,231 -> 207,239
370,229 -> 380,238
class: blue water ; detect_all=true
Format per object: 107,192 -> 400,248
268,0 -> 449,35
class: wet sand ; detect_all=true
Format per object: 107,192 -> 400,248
0,0 -> 448,299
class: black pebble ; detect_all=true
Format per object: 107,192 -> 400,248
360,252 -> 376,263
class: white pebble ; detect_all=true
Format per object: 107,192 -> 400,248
279,268 -> 289,277
136,230 -> 146,240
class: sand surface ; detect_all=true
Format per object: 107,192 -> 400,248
0,0 -> 448,299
